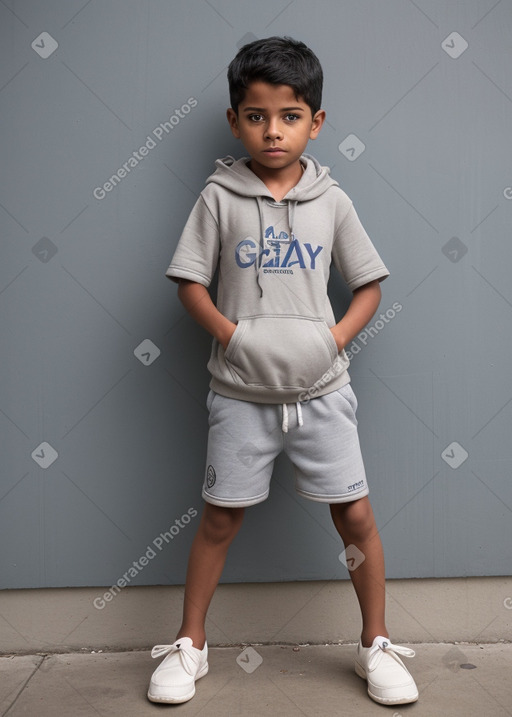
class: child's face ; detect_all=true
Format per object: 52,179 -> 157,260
226,81 -> 325,176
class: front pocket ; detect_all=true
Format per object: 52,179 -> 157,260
224,314 -> 339,389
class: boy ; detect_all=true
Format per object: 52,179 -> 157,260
148,36 -> 418,707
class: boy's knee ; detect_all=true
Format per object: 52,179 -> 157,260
330,497 -> 376,541
201,504 -> 244,544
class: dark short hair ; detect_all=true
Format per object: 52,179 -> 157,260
227,36 -> 323,116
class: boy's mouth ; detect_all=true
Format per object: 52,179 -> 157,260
264,148 -> 286,154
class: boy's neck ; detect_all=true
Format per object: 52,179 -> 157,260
247,159 -> 304,203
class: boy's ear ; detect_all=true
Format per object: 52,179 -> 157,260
226,108 -> 241,138
309,109 -> 326,140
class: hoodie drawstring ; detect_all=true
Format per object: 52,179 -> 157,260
287,200 -> 297,240
255,197 -> 265,297
281,402 -> 304,433
255,197 -> 299,298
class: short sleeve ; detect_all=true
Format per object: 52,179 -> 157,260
165,195 -> 220,286
331,202 -> 389,291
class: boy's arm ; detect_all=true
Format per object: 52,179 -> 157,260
177,279 -> 237,350
330,280 -> 382,351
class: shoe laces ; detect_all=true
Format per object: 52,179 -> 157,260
367,636 -> 416,671
151,637 -> 201,675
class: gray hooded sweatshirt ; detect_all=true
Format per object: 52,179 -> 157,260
166,154 -> 389,406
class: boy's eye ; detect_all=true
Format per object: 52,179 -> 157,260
246,113 -> 301,123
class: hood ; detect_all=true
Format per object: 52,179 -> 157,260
205,154 -> 338,296
206,154 -> 339,201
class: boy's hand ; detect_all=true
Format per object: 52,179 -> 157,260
330,326 -> 346,352
219,321 -> 237,351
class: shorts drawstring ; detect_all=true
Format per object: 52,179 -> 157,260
281,402 -> 304,433
282,403 -> 289,433
296,401 -> 303,427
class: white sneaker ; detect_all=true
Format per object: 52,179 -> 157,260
147,637 -> 208,704
355,635 -> 418,705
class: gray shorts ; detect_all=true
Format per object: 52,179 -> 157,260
202,384 -> 368,507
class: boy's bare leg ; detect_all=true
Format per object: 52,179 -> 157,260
330,496 -> 389,647
176,503 -> 245,649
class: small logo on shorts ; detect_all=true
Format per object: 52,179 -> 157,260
206,465 -> 216,488
347,480 -> 364,492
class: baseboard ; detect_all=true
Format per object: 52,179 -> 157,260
1,576 -> 511,654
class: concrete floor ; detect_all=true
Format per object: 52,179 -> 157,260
1,643 -> 511,716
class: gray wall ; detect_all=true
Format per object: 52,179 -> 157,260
1,0 -> 511,590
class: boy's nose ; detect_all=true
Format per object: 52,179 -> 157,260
265,121 -> 283,140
